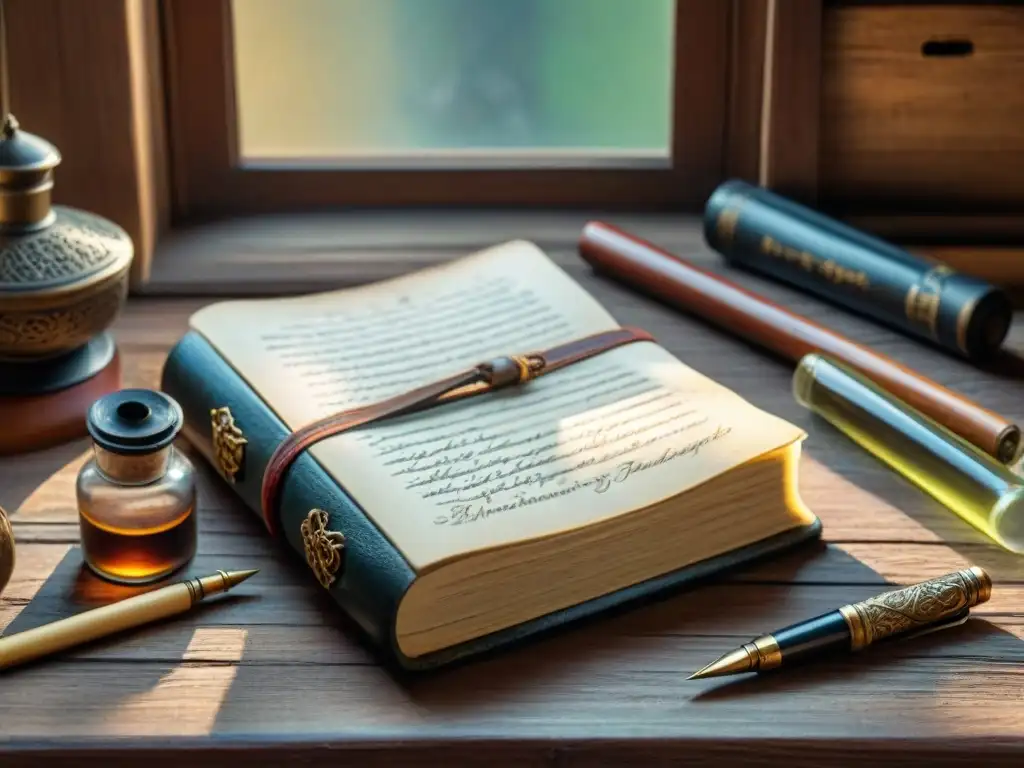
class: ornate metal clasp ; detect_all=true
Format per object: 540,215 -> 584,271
479,354 -> 544,389
300,508 -> 346,589
210,406 -> 247,483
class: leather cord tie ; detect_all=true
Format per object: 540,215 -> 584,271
259,326 -> 654,535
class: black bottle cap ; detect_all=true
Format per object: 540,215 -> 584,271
86,389 -> 184,455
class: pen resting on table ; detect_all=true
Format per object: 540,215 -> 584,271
0,569 -> 257,672
689,567 -> 992,680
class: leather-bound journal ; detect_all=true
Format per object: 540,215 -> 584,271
161,240 -> 821,670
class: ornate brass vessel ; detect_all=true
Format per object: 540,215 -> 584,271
0,115 -> 133,361
0,504 -> 13,595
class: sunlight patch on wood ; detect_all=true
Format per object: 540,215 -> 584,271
798,456 -> 946,543
10,449 -> 91,524
1001,624 -> 1024,645
108,628 -> 249,735
182,626 -> 249,663
834,541 -> 974,585
0,544 -> 72,633
105,663 -> 241,735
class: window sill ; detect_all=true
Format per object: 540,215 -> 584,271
140,209 -> 1024,297
141,210 -> 709,295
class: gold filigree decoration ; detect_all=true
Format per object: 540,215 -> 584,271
300,508 -> 345,589
0,206 -> 133,357
716,205 -> 740,246
0,208 -> 127,286
850,569 -> 979,649
904,264 -> 953,339
210,406 -> 247,483
0,274 -> 127,357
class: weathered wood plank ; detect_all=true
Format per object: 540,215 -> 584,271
0,640 -> 1021,741
6,743 -> 1024,768
3,265 -> 1024,764
4,581 -> 1022,668
6,539 -> 1024,602
4,541 -> 1022,662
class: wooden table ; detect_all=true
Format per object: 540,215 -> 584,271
2,245 -> 1024,767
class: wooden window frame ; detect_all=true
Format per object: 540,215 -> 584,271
757,0 -> 821,202
163,0 -> 736,220
8,1 -> 1020,292
5,0 -> 169,286
3,0 -> 809,290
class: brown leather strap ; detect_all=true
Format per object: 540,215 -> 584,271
260,326 -> 655,534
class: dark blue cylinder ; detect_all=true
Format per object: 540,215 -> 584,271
703,179 -> 1012,361
772,610 -> 851,662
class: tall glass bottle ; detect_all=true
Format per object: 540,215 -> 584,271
793,353 -> 1024,553
76,389 -> 197,583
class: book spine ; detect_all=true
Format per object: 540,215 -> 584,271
702,179 -> 1012,361
160,331 -> 416,662
160,332 -> 823,671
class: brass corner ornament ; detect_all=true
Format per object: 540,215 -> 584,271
300,508 -> 346,589
211,406 -> 247,483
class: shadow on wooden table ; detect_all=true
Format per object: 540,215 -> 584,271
1,438 -> 92,513
3,524 -> 1022,734
800,426 -> 1024,586
977,347 -> 1024,382
389,540 -> 1024,714
0,546 -> 257,730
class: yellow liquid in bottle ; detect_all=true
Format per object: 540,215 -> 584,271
793,354 -> 1024,553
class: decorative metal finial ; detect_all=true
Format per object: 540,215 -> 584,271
1,113 -> 17,139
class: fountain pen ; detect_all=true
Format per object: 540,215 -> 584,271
0,569 -> 258,671
689,566 -> 991,680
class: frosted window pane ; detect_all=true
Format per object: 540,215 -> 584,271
232,0 -> 675,165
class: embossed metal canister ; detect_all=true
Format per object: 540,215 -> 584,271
0,114 -> 133,364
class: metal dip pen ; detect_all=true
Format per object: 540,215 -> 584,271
793,353 -> 1024,553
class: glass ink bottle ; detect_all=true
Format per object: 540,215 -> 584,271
76,389 -> 197,584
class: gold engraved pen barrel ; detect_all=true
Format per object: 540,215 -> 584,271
839,566 -> 991,651
0,569 -> 257,671
689,567 -> 991,680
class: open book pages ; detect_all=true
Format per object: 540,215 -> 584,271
190,241 -> 810,576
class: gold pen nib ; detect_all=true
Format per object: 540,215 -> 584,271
222,569 -> 260,589
687,646 -> 755,680
192,569 -> 260,602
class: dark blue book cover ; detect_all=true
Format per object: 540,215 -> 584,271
161,242 -> 821,670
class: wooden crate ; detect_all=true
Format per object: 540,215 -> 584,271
820,4 -> 1024,213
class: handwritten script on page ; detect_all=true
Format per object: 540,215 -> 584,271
369,364 -> 731,526
191,241 -> 802,570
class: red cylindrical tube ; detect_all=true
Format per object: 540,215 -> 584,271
579,221 -> 1020,464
